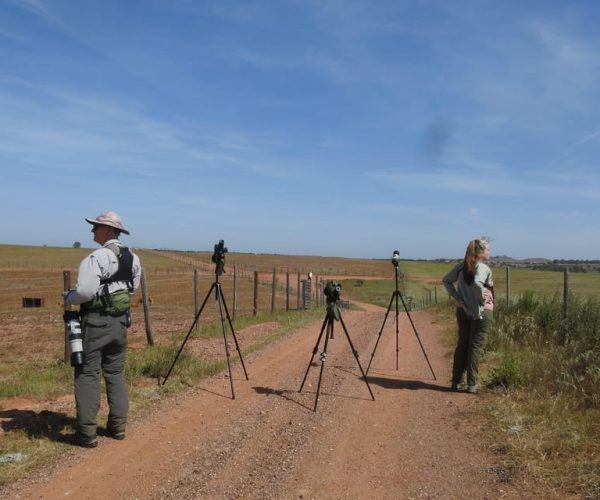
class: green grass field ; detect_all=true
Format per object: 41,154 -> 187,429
401,260 -> 600,301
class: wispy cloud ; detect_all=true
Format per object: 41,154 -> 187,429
370,163 -> 600,201
531,21 -> 599,94
577,129 -> 600,146
8,0 -> 59,24
0,77 -> 300,180
1,1 -> 599,257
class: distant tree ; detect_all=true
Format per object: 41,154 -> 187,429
73,241 -> 81,248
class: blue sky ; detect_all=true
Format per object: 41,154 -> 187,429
1,0 -> 599,259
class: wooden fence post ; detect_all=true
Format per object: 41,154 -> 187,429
271,267 -> 277,313
286,272 -> 290,311
253,271 -> 258,316
320,276 -> 323,307
63,270 -> 71,364
194,269 -> 200,331
434,286 -> 438,304
233,265 -> 238,322
140,268 -> 154,345
297,272 -> 301,310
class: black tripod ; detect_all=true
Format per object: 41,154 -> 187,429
365,259 -> 436,379
299,294 -> 375,412
162,241 -> 248,399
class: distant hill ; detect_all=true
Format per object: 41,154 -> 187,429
490,256 -> 551,265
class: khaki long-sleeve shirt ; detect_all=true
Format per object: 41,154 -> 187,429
66,239 -> 141,305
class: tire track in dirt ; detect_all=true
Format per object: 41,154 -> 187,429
5,306 -> 544,499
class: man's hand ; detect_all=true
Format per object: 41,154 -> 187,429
63,290 -> 74,304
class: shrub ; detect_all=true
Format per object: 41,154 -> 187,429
487,351 -> 521,389
482,290 -> 600,497
487,291 -> 600,408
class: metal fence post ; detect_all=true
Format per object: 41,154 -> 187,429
506,266 -> 510,305
563,267 -> 569,344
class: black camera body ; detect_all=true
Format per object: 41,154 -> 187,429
324,281 -> 342,305
212,239 -> 228,276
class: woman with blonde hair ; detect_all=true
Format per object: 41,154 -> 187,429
442,239 -> 493,394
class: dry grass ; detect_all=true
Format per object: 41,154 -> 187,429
481,391 -> 599,498
3,244 -> 600,496
475,294 -> 600,498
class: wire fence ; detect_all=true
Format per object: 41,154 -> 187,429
0,266 -> 329,359
0,269 -> 293,315
2,264 -> 597,363
3,265 -> 597,317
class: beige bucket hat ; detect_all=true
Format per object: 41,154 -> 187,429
85,211 -> 130,235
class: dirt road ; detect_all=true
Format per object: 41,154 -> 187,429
5,305 -> 541,499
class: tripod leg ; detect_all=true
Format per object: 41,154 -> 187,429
216,283 -> 236,399
366,291 -> 396,375
313,317 -> 333,412
163,282 -> 216,385
218,285 -> 249,380
398,292 -> 437,380
338,312 -> 375,401
395,291 -> 400,371
299,313 -> 329,392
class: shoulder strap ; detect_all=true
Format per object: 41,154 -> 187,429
100,244 -> 134,291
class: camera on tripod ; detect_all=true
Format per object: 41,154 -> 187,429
163,239 -> 249,394
324,281 -> 342,304
211,239 -> 228,276
391,250 -> 400,268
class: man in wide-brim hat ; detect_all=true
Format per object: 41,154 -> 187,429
65,211 -> 141,448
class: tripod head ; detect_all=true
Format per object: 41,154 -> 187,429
211,239 -> 228,277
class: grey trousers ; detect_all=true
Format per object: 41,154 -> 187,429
75,312 -> 128,440
452,308 -> 493,387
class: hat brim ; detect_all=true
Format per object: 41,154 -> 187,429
85,218 -> 130,235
